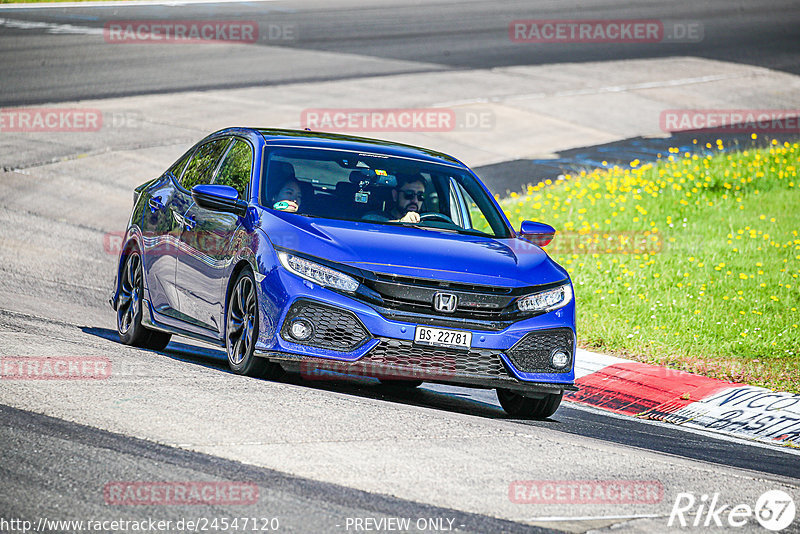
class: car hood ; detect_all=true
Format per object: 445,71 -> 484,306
261,211 -> 569,288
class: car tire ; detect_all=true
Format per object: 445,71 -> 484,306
117,250 -> 172,351
496,389 -> 563,419
379,379 -> 423,388
225,269 -> 270,377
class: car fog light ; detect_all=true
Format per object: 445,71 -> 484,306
289,318 -> 314,341
551,350 -> 570,369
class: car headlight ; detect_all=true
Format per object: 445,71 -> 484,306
277,252 -> 360,293
516,283 -> 573,313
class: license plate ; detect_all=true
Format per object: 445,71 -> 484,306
414,326 -> 472,350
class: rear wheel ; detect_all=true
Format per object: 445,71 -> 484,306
116,250 -> 171,350
496,388 -> 562,419
226,269 -> 272,377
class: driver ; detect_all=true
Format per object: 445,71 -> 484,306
363,173 -> 426,223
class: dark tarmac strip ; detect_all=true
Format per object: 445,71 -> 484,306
0,403 -> 555,534
1,0 -> 799,106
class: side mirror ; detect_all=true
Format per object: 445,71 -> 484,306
518,220 -> 555,247
192,184 -> 248,217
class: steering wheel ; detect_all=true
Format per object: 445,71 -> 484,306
418,212 -> 454,224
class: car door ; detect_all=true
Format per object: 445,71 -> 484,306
140,148 -> 193,318
168,137 -> 232,331
176,137 -> 253,333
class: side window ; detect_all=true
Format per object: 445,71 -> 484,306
457,182 -> 493,234
214,139 -> 253,198
181,138 -> 231,190
166,149 -> 193,181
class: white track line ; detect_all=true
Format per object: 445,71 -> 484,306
0,0 -> 286,9
0,16 -> 102,34
525,514 -> 663,522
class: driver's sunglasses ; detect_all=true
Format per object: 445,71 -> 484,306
400,190 -> 425,201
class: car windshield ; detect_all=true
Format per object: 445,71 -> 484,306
261,147 -> 511,238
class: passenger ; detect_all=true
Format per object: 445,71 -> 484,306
363,173 -> 426,223
270,178 -> 303,213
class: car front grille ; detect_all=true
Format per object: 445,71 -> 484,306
280,299 -> 370,352
361,337 -> 513,380
361,274 -> 515,322
505,328 -> 574,373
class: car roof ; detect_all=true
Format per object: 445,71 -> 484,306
255,128 -> 464,167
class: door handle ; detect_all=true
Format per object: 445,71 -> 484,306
148,196 -> 164,213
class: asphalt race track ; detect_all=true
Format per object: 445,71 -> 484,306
1,1 -> 800,532
1,0 -> 800,105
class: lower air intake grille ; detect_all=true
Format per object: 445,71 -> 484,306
362,338 -> 512,380
281,300 -> 370,352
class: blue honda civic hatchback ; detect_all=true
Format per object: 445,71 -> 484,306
110,128 -> 576,418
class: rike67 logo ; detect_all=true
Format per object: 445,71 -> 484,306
669,490 -> 796,531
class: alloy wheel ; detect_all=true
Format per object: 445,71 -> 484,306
117,252 -> 142,334
227,274 -> 256,366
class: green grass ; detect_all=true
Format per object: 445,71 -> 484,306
498,138 -> 800,393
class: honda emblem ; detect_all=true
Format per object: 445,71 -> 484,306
433,292 -> 458,313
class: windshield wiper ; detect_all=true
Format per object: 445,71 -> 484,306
453,228 -> 492,237
404,224 -> 459,234
404,224 -> 491,237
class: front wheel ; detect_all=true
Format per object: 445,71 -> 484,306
496,389 -> 562,419
116,250 -> 171,350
